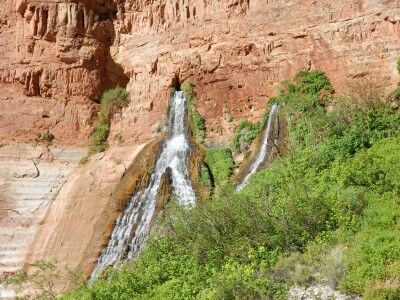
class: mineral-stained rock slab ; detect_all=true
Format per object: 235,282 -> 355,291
0,143 -> 85,298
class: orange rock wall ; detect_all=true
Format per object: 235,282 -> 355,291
0,1 -> 400,290
0,0 -> 126,146
110,0 -> 400,146
1,0 -> 399,146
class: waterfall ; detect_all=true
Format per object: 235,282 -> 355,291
91,91 -> 196,280
236,104 -> 279,192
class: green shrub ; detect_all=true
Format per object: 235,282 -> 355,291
397,58 -> 400,74
204,148 -> 235,184
89,123 -> 110,154
181,81 -> 206,143
89,87 -> 129,155
231,120 -> 261,152
225,114 -> 233,122
295,69 -> 333,95
38,131 -> 55,143
199,163 -> 212,187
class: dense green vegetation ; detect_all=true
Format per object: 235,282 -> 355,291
64,71 -> 400,299
231,120 -> 261,153
204,148 -> 235,185
89,87 -> 129,155
181,81 -> 206,144
397,58 -> 400,74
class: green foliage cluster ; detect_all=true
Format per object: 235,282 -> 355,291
397,58 -> 400,74
38,131 -> 55,143
204,148 -> 235,184
89,87 -> 129,155
199,163 -> 212,187
231,120 -> 261,152
181,81 -> 206,143
292,69 -> 333,95
64,71 -> 400,299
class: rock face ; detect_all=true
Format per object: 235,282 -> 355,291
0,0 -> 127,146
0,143 -> 84,297
26,144 -> 147,284
1,0 -> 399,147
109,0 -> 400,145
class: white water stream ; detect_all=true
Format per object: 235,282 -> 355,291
91,91 -> 196,280
236,104 -> 279,192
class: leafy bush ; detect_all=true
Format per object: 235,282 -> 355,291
38,131 -> 55,143
89,87 -> 129,155
225,113 -> 233,122
199,163 -> 212,187
231,120 -> 261,152
181,81 -> 206,143
89,123 -> 110,154
204,148 -> 235,184
294,69 -> 333,95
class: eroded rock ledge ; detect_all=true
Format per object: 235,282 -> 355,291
110,0 -> 400,146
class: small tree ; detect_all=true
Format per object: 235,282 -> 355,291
2,260 -> 84,299
89,87 -> 129,155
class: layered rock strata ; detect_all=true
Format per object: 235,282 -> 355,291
26,144 -> 149,281
0,143 -> 84,297
110,0 -> 400,145
0,0 -> 127,146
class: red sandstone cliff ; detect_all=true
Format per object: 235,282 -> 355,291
1,0 -> 399,147
111,0 -> 400,145
0,0 -> 127,146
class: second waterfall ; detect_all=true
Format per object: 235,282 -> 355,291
91,91 -> 196,279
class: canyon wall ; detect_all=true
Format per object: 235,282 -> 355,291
0,0 -> 127,146
0,143 -> 84,298
111,0 -> 400,146
1,0 -> 399,147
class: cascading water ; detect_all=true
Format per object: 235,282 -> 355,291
236,104 -> 279,192
91,91 -> 196,280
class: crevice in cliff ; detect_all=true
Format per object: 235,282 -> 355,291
171,74 -> 182,91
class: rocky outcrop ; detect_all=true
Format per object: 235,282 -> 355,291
26,144 -> 148,283
0,0 -> 127,146
110,0 -> 400,146
289,285 -> 361,300
1,0 -> 399,146
1,0 -> 399,147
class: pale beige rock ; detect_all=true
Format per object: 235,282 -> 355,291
26,144 -> 146,281
0,143 -> 84,297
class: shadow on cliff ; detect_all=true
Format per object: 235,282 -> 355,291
85,1 -> 129,96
